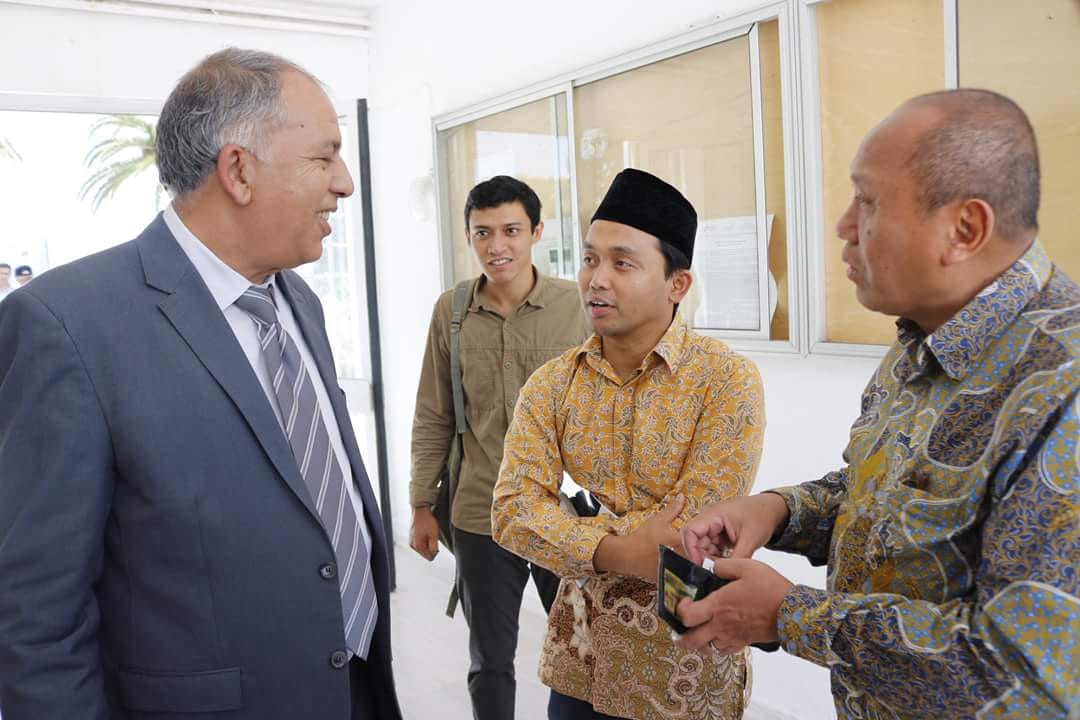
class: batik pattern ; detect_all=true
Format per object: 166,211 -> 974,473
770,243 -> 1079,719
494,317 -> 765,719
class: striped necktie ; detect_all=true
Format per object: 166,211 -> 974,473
235,285 -> 377,659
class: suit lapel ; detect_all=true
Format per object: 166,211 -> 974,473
138,218 -> 321,522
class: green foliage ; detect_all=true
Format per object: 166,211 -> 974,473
79,115 -> 159,212
0,137 -> 20,162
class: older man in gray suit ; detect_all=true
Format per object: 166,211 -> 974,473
0,49 -> 401,719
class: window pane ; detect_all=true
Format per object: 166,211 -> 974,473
293,128 -> 363,379
0,110 -> 364,380
958,0 -> 1080,281
440,95 -> 574,284
573,34 -> 779,334
0,111 -> 161,279
816,0 -> 944,345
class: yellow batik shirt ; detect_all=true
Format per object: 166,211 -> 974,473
493,316 -> 765,720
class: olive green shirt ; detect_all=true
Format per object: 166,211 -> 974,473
410,272 -> 589,535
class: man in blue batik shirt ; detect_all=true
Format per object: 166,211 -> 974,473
677,89 -> 1078,719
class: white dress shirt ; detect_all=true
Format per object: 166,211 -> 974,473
164,206 -> 371,549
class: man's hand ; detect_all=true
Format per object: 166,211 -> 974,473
593,495 -> 685,582
674,558 -> 794,655
680,493 -> 790,564
409,505 -> 440,561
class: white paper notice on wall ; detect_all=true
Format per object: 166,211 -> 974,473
692,214 -> 774,331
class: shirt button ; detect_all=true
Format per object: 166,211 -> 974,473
319,562 -> 337,580
329,650 -> 348,669
503,360 -> 512,369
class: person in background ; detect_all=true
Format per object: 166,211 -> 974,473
410,175 -> 588,720
0,264 -> 12,302
12,265 -> 31,286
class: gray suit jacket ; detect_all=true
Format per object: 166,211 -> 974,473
0,215 -> 402,719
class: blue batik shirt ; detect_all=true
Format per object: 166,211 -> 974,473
769,241 -> 1078,719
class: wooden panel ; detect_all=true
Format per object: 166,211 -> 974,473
760,19 -> 789,341
959,0 -> 1080,281
816,0 -> 944,345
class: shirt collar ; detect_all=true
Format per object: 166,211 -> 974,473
163,205 -> 272,310
470,267 -> 551,313
895,240 -> 1051,382
577,314 -> 689,381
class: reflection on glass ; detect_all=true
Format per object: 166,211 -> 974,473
572,35 -> 765,333
440,95 -> 574,283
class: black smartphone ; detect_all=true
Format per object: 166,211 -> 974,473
656,545 -> 780,652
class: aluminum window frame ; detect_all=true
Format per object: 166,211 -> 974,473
431,1 -> 807,354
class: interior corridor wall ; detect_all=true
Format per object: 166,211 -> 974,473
366,2 -> 883,718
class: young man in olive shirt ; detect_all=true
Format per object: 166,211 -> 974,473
410,176 -> 589,720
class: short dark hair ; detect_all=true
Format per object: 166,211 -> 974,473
905,89 -> 1040,240
658,240 -> 690,279
0,263 -> 9,271
464,175 -> 542,231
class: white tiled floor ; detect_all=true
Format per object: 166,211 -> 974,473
388,545 -> 791,720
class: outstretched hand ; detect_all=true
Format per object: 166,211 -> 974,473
680,493 -> 790,564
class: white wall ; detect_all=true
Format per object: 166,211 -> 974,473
366,1 -> 883,718
0,3 -> 368,104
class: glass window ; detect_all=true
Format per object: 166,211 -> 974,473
573,31 -> 785,337
815,0 -> 944,345
439,95 -> 575,284
0,111 -> 162,279
294,127 -> 365,379
958,0 -> 1080,281
0,109 -> 365,381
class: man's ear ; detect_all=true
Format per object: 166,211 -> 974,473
216,144 -> 256,206
668,269 -> 693,304
945,197 -> 995,265
531,219 -> 545,244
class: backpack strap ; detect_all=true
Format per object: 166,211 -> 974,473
448,279 -> 474,436
442,277 -> 478,617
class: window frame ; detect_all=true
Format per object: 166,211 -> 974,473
432,0 -> 999,357
800,0 -> 962,358
431,1 -> 806,355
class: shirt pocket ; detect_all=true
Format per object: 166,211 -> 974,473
461,347 -> 500,414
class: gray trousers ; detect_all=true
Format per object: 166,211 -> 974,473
453,527 -> 560,720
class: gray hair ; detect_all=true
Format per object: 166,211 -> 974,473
156,48 -> 320,197
905,88 -> 1040,240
